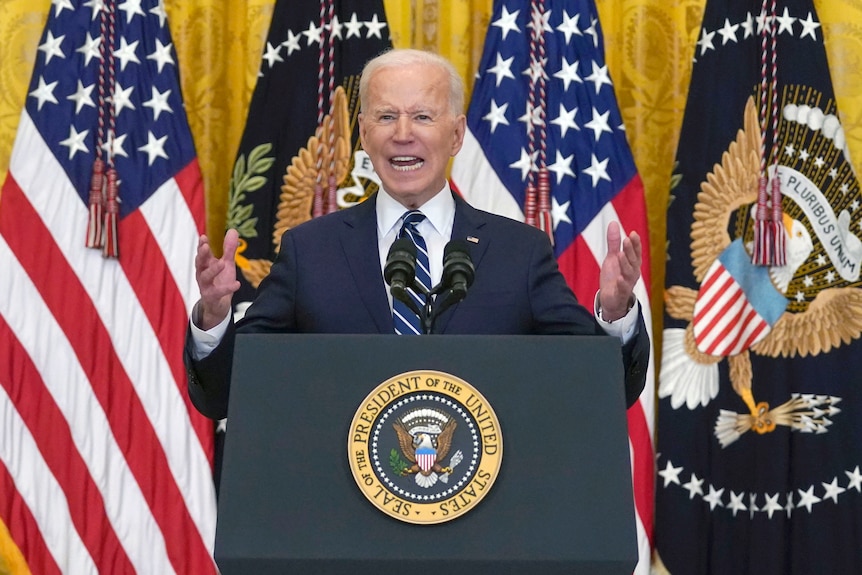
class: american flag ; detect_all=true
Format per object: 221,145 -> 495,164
0,1 -> 217,573
450,1 -> 655,573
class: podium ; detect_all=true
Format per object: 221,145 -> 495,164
215,334 -> 636,575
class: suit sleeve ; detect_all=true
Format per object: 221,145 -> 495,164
620,313 -> 649,407
184,321 -> 236,420
184,231 -> 302,420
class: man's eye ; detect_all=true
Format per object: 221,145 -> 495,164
378,114 -> 395,122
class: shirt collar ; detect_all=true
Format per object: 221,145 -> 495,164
376,183 -> 456,238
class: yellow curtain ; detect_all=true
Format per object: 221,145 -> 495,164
1,0 -> 862,571
0,0 -> 49,184
165,0 -> 273,247
384,0 -> 491,100
0,518 -> 27,575
818,0 -> 862,157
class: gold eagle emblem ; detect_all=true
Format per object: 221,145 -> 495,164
237,86 -> 352,288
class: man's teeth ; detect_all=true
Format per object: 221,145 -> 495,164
391,157 -> 424,171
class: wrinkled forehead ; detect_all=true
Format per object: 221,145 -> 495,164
363,63 -> 450,113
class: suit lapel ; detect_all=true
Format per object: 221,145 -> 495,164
339,194 -> 393,333
451,194 -> 490,267
435,195 -> 490,333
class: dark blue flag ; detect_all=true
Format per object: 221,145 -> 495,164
656,1 -> 862,573
227,0 -> 391,308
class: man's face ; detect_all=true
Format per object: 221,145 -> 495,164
359,63 -> 466,209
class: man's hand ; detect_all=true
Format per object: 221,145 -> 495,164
599,221 -> 642,322
195,229 -> 241,330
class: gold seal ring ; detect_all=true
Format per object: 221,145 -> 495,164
348,370 -> 503,524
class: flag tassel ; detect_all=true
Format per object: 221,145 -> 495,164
327,173 -> 338,214
537,168 -> 553,245
102,167 -> 119,258
312,180 -> 324,218
752,177 -> 786,266
86,158 -> 105,248
524,182 -> 537,226
752,219 -> 786,267
751,0 -> 785,268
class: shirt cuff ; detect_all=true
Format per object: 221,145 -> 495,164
189,300 -> 231,361
593,291 -> 639,345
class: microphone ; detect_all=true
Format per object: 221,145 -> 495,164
441,240 -> 475,300
384,238 -> 418,306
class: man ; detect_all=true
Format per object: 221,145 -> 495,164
186,49 -> 648,420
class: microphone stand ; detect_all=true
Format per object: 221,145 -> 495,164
415,282 -> 466,335
422,297 -> 434,335
391,281 -> 435,334
397,281 -> 435,335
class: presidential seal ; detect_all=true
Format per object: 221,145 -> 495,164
348,370 -> 502,524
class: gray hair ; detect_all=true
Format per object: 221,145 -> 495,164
359,49 -> 465,115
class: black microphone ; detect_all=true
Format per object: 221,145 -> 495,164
441,240 -> 475,300
384,238 -> 418,306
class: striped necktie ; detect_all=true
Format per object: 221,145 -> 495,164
393,210 -> 431,335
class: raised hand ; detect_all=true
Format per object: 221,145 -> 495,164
195,229 -> 241,330
599,221 -> 642,322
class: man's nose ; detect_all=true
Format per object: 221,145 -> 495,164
393,115 -> 413,141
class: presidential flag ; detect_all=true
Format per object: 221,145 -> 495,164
656,1 -> 862,572
0,1 -> 217,573
450,2 -> 655,573
227,0 -> 391,310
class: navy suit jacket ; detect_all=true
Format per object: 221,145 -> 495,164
185,192 -> 649,419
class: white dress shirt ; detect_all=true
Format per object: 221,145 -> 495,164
376,183 -> 455,306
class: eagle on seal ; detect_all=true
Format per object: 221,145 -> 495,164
393,419 -> 457,488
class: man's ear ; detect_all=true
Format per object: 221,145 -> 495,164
358,113 -> 367,149
451,114 -> 466,156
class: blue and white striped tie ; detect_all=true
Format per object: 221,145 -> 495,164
393,210 -> 431,335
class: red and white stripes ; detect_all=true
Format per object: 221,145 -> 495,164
0,112 -> 217,574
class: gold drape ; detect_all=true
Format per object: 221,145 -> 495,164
384,0 -> 490,100
1,1 -> 861,571
0,0 -> 49,182
168,0 -> 274,246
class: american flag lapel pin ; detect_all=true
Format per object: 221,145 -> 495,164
467,236 -> 479,244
